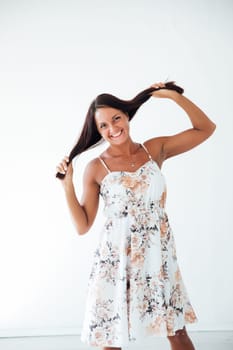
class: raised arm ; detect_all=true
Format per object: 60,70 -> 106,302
149,83 -> 216,161
56,157 -> 100,235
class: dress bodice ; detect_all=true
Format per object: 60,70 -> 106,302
100,159 -> 167,219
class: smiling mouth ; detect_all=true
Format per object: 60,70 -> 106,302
110,130 -> 123,139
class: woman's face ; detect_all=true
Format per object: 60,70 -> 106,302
95,107 -> 130,144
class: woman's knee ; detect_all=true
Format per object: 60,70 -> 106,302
167,327 -> 190,345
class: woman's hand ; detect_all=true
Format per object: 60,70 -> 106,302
151,82 -> 179,99
56,156 -> 73,188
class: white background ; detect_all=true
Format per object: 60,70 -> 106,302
0,0 -> 232,337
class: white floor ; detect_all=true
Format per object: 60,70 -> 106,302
0,332 -> 233,350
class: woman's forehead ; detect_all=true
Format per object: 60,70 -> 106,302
95,107 -> 123,121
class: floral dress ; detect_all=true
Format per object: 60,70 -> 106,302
80,144 -> 197,347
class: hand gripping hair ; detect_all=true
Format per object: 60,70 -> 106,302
56,81 -> 184,179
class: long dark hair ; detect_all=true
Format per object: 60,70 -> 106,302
56,81 -> 184,178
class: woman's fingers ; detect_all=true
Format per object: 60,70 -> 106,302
56,157 -> 69,174
151,82 -> 166,89
150,81 -> 177,98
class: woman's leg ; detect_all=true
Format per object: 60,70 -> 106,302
167,327 -> 195,350
101,327 -> 195,350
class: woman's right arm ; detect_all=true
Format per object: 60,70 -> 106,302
56,157 -> 100,235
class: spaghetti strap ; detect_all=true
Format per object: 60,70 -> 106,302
141,143 -> 152,160
99,157 -> 111,173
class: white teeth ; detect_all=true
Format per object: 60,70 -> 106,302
111,130 -> 122,138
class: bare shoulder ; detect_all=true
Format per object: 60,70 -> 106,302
144,137 -> 168,167
83,157 -> 106,186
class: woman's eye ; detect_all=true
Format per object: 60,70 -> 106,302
114,115 -> 121,121
100,124 -> 106,129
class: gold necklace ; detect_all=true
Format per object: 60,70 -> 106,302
129,144 -> 141,167
108,143 -> 141,167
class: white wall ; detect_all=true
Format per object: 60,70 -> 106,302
0,0 -> 232,337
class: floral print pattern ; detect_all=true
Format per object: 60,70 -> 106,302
80,158 -> 198,347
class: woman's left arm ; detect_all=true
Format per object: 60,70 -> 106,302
151,86 -> 216,160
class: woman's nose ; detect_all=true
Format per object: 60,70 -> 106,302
109,125 -> 118,134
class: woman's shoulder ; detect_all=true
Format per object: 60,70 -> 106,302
84,156 -> 107,185
85,157 -> 102,173
143,137 -> 164,153
143,137 -> 165,167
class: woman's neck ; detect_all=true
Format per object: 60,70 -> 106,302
107,140 -> 141,157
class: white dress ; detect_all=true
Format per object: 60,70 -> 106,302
80,144 -> 197,347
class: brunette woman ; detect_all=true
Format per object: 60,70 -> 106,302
56,81 -> 216,350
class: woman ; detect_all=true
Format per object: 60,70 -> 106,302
56,82 -> 216,350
